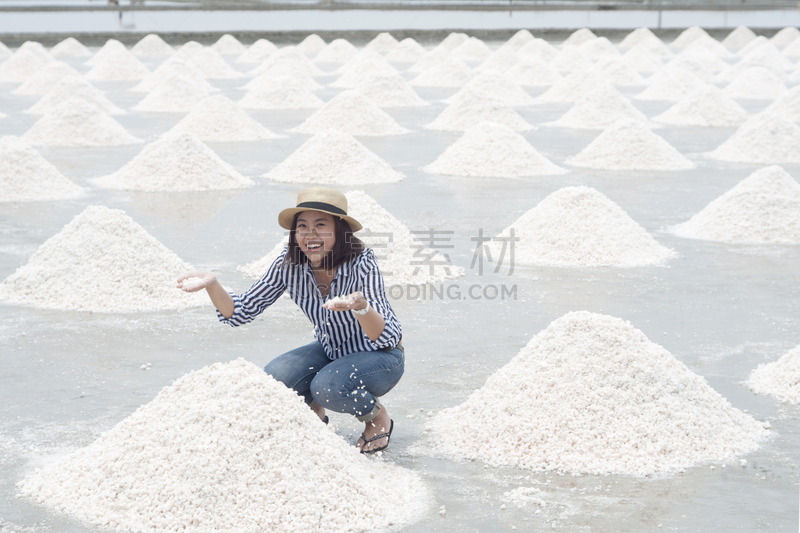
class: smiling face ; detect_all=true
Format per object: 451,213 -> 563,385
295,210 -> 337,267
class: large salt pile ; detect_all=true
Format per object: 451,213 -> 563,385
670,165 -> 800,244
678,43 -> 730,73
329,50 -> 397,88
0,47 -> 52,83
132,74 -> 213,113
23,99 -> 141,147
350,72 -> 428,108
635,67 -> 705,101
747,346 -> 800,404
489,186 -> 675,267
517,38 -> 559,61
535,71 -> 609,103
549,47 -> 594,73
251,47 -> 325,76
761,86 -> 800,123
239,79 -> 324,110
130,56 -> 213,93
92,132 -> 253,192
475,47 -> 520,74
265,130 -> 404,184
364,32 -> 399,54
425,99 -> 534,132
771,26 -> 800,48
671,26 -> 712,49
566,120 -> 695,170
26,76 -> 125,116
707,115 -> 800,164
0,206 -> 205,312
0,136 -> 86,202
211,34 -> 246,55
652,84 -> 749,127
291,90 -> 409,136
622,47 -> 664,74
409,57 -> 473,87
618,27 -> 673,58
384,37 -> 427,63
502,29 -> 535,50
297,34 -> 327,56
578,36 -> 621,61
423,122 -> 566,177
593,57 -> 647,86
723,67 -> 788,100
178,48 -> 243,79
242,191 -> 463,285
314,38 -> 359,63
545,84 -> 649,130
12,61 -> 82,95
407,46 -> 451,73
86,39 -> 128,65
130,34 -> 174,56
244,68 -> 322,91
236,38 -> 278,63
429,311 -> 767,475
445,72 -> 536,106
562,28 -> 597,47
20,358 -> 427,531
49,37 -> 91,58
166,95 -> 281,141
0,41 -> 10,59
722,26 -> 758,49
450,36 -> 493,62
85,44 -> 150,80
505,57 -> 561,86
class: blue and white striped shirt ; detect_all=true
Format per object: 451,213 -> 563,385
218,248 -> 402,360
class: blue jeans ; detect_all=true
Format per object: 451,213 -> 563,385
264,342 -> 405,421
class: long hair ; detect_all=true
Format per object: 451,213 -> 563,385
284,213 -> 365,270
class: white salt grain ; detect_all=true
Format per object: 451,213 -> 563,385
622,47 -> 664,73
23,99 -> 141,147
545,84 -> 649,130
178,276 -> 206,291
19,359 -> 428,531
26,76 -> 125,115
430,311 -> 767,475
85,39 -> 127,65
747,345 -> 800,404
761,86 -> 800,124
489,186 -> 676,267
166,95 -> 282,141
49,37 -> 91,58
707,115 -> 800,164
652,84 -> 749,127
593,57 -> 647,86
664,56 -> 716,83
670,165 -> 800,244
425,98 -> 535,132
0,205 -> 205,312
535,72 -> 609,103
292,90 -> 409,136
503,29 -> 535,50
265,130 -> 404,184
243,68 -> 323,91
0,136 -> 86,202
618,28 -> 673,58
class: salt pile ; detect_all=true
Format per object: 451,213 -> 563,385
653,84 -> 749,127
329,50 -> 397,88
265,130 -> 404,184
719,51 -> 791,83
27,76 -> 125,115
0,206 -> 205,312
0,47 -> 52,83
450,37 -> 493,62
723,67 -> 788,100
291,90 -> 409,136
784,38 -> 800,59
634,67 -> 705,101
503,29 -> 535,50
747,346 -> 800,404
664,56 -> 715,83
243,191 -> 463,285
251,47 -> 325,76
771,26 -> 800,48
618,28 -> 673,58
475,48 -> 520,74
21,358 -> 428,531
23,99 -> 141,147
314,38 -> 359,63
130,34 -> 174,56
722,26 -> 758,49
130,57 -> 215,93
350,72 -> 428,108
244,68 -> 323,91
430,311 -> 767,475
166,95 -> 281,141
545,84 -> 649,130
0,41 -> 10,59
578,37 -> 621,61
180,48 -> 243,79
176,41 -> 204,58
406,47 -> 450,73
297,34 -> 327,56
236,38 -> 278,63
85,48 -> 149,80
240,79 -> 324,110
681,36 -> 733,60
384,37 -> 427,63
567,119 -> 695,170
622,47 -> 664,73
504,57 -> 561,86
132,74 -> 213,113
707,115 -> 800,164
737,36 -> 769,56
86,39 -> 129,65
593,58 -> 647,86
670,165 -> 800,244
92,132 -> 253,192
677,44 -> 729,75
0,136 -> 86,202
549,47 -> 593,73
517,38 -> 559,61
562,28 -> 597,47
437,32 -> 470,51
49,37 -> 91,58
536,72 -> 613,103
761,86 -> 800,123
671,26 -> 712,48
211,34 -> 246,55
422,121 -> 566,177
409,57 -> 473,87
425,98 -> 534,132
12,61 -> 82,95
364,32 -> 399,54
445,72 -> 535,106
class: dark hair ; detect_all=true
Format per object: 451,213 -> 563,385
284,212 -> 364,270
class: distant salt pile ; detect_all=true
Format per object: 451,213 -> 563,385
671,26 -> 712,48
450,36 -> 493,62
407,46 -> 450,74
244,67 -> 323,91
535,71 -> 608,103
364,32 -> 399,54
737,36 -> 769,56
0,41 -> 10,59
23,99 -> 141,147
265,131 -> 404,184
251,47 -> 325,76
292,90 -> 409,136
430,311 -> 766,475
634,67 -> 705,101
239,79 -> 324,110
670,166 -> 800,245
167,95 -> 281,141
12,61 -> 82,95
593,57 -> 647,86
329,50 -> 397,88
475,47 -> 520,74
130,34 -> 174,56
707,115 -> 800,164
722,26 -> 758,49
384,37 -> 427,63
761,86 -> 800,123
0,47 -> 52,83
723,67 -> 788,100
562,28 -> 598,47
546,84 -> 649,130
236,38 -> 278,63
211,34 -> 246,55
93,132 -> 253,192
20,358 -> 427,531
747,346 -> 800,404
176,41 -> 204,58
297,34 -> 326,56
517,38 -> 559,61
549,47 -> 593,73
85,48 -> 149,80
771,26 -> 800,48
618,27 -> 673,58
314,38 -> 359,63
445,72 -> 536,106
622,47 -> 664,73
350,72 -> 428,107
505,57 -> 561,86
0,136 -> 86,202
437,32 -> 470,51
719,50 -> 791,83
409,57 -> 473,87
27,76 -> 125,116
177,48 -> 243,79
653,85 -> 749,127
130,57 -> 215,93
784,38 -> 800,59
18,41 -> 52,63
682,35 -> 734,59
423,122 -> 566,178
677,44 -> 729,74
425,98 -> 534,132
502,29 -> 535,50
567,120 -> 695,170
49,37 -> 91,58
132,74 -> 214,113
86,39 -> 128,65
0,206 -> 205,312
578,36 -> 621,61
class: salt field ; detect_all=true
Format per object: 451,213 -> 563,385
0,27 -> 799,532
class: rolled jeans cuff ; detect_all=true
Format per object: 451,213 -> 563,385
356,403 -> 381,423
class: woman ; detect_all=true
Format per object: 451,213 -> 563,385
178,187 -> 403,453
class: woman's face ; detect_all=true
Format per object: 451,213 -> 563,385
295,210 -> 337,267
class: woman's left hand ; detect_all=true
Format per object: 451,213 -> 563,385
323,291 -> 368,312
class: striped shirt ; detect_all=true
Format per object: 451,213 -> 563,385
217,248 -> 402,360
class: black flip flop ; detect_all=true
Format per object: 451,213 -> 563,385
360,420 -> 394,454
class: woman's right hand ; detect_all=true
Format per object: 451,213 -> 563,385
177,271 -> 216,293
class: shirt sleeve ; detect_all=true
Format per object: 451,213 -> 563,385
217,248 -> 288,327
358,250 -> 402,349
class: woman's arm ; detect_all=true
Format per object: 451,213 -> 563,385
177,271 -> 235,318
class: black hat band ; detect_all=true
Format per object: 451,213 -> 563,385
296,201 -> 347,216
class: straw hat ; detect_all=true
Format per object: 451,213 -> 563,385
278,187 -> 362,232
